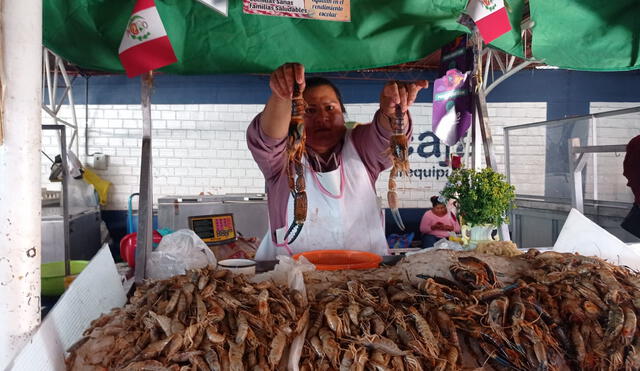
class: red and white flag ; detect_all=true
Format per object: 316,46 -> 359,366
118,0 -> 177,78
466,0 -> 511,44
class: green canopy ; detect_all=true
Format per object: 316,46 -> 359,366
44,0 -> 468,74
490,0 -> 640,71
44,0 -> 640,74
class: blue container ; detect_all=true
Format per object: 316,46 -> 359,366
127,193 -> 158,234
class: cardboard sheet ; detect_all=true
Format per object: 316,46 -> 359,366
553,208 -> 640,269
8,245 -> 126,371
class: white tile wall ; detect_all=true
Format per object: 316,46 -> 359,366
40,101 -> 562,210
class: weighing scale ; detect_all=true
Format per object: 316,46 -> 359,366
188,213 -> 237,245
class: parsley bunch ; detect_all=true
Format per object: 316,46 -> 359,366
441,168 -> 516,227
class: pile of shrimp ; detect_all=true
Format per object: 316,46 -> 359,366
67,250 -> 640,370
300,250 -> 640,370
66,268 -> 308,370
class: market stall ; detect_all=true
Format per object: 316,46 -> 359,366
2,0 -> 640,369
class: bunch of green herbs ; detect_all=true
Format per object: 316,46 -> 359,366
441,168 -> 516,226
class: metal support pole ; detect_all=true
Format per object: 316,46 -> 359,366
474,89 -> 498,169
591,116 -> 598,201
475,91 -> 496,169
0,0 -> 43,366
135,72 -> 154,283
568,137 -> 587,213
471,110 -> 482,170
504,129 -> 511,184
42,125 -> 70,277
476,90 -> 511,241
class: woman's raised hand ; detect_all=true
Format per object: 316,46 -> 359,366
270,63 -> 306,99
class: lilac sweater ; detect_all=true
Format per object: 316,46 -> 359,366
246,110 -> 412,242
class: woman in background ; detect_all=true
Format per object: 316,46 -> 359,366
622,135 -> 640,238
419,195 -> 461,248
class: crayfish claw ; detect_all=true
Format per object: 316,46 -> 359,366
284,221 -> 303,245
390,208 -> 405,231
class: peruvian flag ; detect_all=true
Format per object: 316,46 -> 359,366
466,0 -> 511,44
118,0 -> 177,78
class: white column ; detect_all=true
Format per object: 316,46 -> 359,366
0,0 -> 43,367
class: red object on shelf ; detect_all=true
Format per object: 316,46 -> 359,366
120,231 -> 163,268
451,155 -> 462,169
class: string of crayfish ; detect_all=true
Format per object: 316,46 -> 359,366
284,82 -> 308,244
387,104 -> 409,231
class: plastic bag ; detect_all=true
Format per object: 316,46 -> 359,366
147,229 -> 217,280
405,238 -> 464,257
434,238 -> 465,251
387,232 -> 415,249
554,208 -> 640,269
251,255 -> 315,371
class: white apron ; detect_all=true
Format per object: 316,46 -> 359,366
255,131 -> 389,260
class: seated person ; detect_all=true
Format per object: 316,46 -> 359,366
419,196 -> 461,248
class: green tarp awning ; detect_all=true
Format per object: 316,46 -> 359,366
490,0 -> 640,71
43,0 -> 640,74
44,0 -> 468,74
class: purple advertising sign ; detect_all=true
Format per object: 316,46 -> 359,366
439,35 -> 473,76
432,69 -> 472,146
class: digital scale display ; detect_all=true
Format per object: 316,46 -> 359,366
188,213 -> 237,245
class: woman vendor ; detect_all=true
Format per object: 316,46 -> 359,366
419,195 -> 461,248
247,62 -> 428,260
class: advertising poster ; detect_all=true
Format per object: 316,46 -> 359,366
243,0 -> 350,22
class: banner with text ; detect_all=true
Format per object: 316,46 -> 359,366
243,0 -> 350,22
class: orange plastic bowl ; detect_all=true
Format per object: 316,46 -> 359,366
292,250 -> 382,271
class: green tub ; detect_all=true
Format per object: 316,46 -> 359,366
41,260 -> 89,296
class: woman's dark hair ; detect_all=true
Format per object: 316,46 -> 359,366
431,195 -> 445,207
305,77 -> 346,113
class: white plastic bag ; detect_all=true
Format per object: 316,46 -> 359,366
252,254 -> 315,302
147,229 -> 217,280
433,238 -> 465,251
554,208 -> 640,269
404,238 -> 464,257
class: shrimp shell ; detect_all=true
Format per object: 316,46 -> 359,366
306,309 -> 323,339
324,299 -> 343,337
197,274 -> 209,291
204,349 -> 221,371
235,312 -> 248,344
319,327 -> 340,367
207,299 -> 225,323
622,305 -> 637,344
309,335 -> 324,358
254,289 -> 268,320
359,306 -> 375,321
189,354 -> 209,371
571,325 -> 585,366
347,300 -> 360,326
360,334 -> 407,356
139,337 -> 172,360
268,329 -> 287,368
164,290 -> 181,315
372,316 -> 386,335
295,307 -> 310,334
605,305 -> 624,341
200,281 -> 217,298
165,333 -> 183,358
228,340 -> 245,371
339,345 -> 354,371
407,307 -> 438,358
194,293 -> 207,323
352,345 -> 368,371
391,356 -> 406,371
